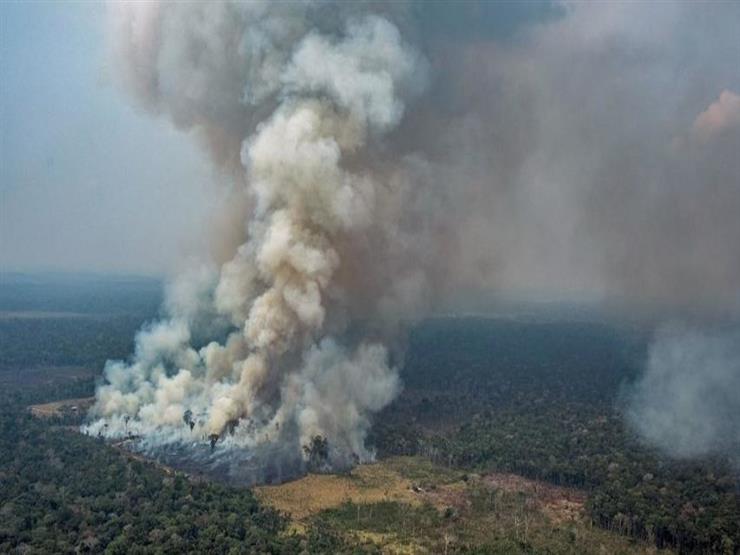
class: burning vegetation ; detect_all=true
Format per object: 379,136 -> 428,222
85,3 -> 431,477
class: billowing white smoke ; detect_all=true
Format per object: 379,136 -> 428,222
626,325 -> 740,464
87,1 -> 740,472
86,2 -> 429,467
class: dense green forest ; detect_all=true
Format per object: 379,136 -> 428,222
0,273 -> 161,315
370,318 -> 740,553
0,273 -> 161,371
0,316 -> 149,371
1,276 -> 738,553
0,380 -> 364,554
0,277 -> 351,554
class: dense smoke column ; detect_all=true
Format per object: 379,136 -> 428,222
87,1 -> 740,472
86,2 -> 429,468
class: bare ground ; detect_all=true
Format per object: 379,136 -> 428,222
28,397 -> 95,418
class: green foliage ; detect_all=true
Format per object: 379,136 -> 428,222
0,383 -> 311,554
319,500 -> 441,536
0,315 -> 149,371
2,279 -> 738,553
0,273 -> 161,315
311,488 -> 655,555
372,318 -> 740,553
0,273 -> 160,371
304,435 -> 330,472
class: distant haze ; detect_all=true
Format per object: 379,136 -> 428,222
0,2 -> 214,276
1,2 -> 739,311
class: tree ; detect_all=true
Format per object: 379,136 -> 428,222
303,435 -> 330,472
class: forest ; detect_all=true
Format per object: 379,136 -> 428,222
0,277 -> 738,553
0,274 -> 160,371
0,379 -> 358,554
0,277 -> 343,553
370,318 -> 739,553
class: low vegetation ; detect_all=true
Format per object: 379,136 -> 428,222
258,456 -> 669,554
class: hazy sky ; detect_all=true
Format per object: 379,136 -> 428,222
1,2 -> 214,275
0,1 -> 557,278
2,0 -> 739,307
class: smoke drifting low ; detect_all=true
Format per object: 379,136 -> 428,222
627,326 -> 740,466
86,1 -> 740,474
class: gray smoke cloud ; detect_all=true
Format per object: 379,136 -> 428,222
397,2 -> 740,308
407,3 -> 740,464
626,325 -> 740,465
86,1 -> 740,472
86,1 -> 430,470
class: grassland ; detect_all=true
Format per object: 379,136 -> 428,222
256,456 -> 670,554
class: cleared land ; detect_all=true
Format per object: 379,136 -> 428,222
256,458 -> 432,520
28,396 -> 95,418
256,456 -> 670,554
256,457 -> 583,522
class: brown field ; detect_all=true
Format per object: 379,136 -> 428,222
28,397 -> 95,418
255,456 -> 584,523
256,457 -> 669,554
255,459 -> 424,521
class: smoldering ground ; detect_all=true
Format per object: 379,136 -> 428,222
85,1 -> 740,480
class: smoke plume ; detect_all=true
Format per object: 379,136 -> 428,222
626,326 -> 740,465
86,1 -> 740,474
87,2 -> 431,472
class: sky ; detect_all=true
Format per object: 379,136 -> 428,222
0,1 -> 560,278
0,1 -> 213,276
1,1 -> 739,308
